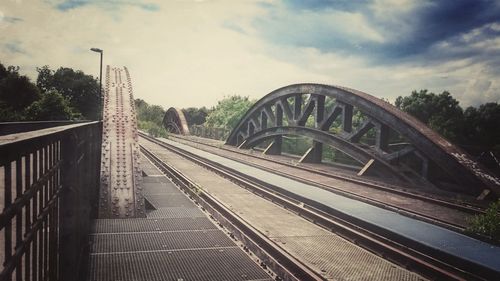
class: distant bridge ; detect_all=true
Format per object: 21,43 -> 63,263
165,83 -> 500,197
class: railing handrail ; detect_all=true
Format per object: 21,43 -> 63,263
0,121 -> 99,147
0,120 -> 94,136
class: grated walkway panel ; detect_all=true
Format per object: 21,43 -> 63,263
89,248 -> 271,281
146,206 -> 206,218
91,230 -> 235,253
88,155 -> 271,281
92,217 -> 216,233
144,193 -> 194,208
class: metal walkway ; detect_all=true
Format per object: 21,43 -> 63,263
87,157 -> 271,281
141,137 -> 426,281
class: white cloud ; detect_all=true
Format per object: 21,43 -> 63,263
462,69 -> 500,106
1,0 -> 499,111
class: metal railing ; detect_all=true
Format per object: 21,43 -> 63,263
0,122 -> 102,281
189,125 -> 229,141
0,121 -> 91,136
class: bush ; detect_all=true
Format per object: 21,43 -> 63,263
138,120 -> 168,138
467,200 -> 500,241
24,90 -> 74,120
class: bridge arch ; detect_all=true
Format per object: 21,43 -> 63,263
163,107 -> 190,135
226,83 -> 500,196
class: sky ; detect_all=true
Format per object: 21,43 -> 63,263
1,0 -> 500,108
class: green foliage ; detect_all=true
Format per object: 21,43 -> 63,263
282,136 -> 312,156
462,103 -> 500,149
135,99 -> 165,126
134,99 -> 168,138
467,200 -> 500,241
0,63 -> 41,121
396,89 -> 500,153
182,107 -> 210,126
24,90 -> 75,120
36,66 -> 100,120
395,90 -> 464,142
205,95 -> 254,130
138,120 -> 168,138
0,62 -> 100,122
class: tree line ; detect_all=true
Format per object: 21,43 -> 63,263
134,99 -> 168,137
133,96 -> 254,138
395,90 -> 500,153
0,62 -> 100,121
2,60 -> 498,161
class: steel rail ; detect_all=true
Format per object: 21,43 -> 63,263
169,134 -> 487,215
140,133 -> 497,281
139,144 -> 324,281
167,134 -> 500,248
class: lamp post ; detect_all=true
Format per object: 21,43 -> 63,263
90,47 -> 103,120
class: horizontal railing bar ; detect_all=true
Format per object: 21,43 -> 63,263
0,121 -> 92,136
0,139 -> 53,166
0,121 -> 99,146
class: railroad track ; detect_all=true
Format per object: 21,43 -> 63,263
168,134 -> 490,230
139,140 -> 322,281
139,133 -> 500,281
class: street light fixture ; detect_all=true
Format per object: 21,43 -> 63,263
90,47 -> 103,120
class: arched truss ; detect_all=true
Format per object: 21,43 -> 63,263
163,107 -> 190,135
226,83 -> 500,197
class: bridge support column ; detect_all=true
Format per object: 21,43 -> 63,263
376,124 -> 389,151
299,141 -> 323,163
264,104 -> 283,155
300,95 -> 325,163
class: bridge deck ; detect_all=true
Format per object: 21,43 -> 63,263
140,138 -> 425,281
87,157 -> 271,281
170,134 -> 481,228
154,138 -> 500,277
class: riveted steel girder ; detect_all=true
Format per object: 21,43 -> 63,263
241,126 -> 409,181
99,66 -> 145,218
226,83 -> 500,196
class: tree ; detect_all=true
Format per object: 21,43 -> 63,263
182,107 -> 210,126
24,90 -> 75,120
36,66 -> 100,120
395,90 -> 464,142
134,99 -> 168,137
463,103 -> 500,150
205,95 -> 254,129
135,99 -> 165,126
0,62 -> 41,121
0,63 -> 8,80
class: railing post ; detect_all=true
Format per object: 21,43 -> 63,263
58,131 -> 82,281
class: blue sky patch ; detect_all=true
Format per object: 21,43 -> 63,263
5,42 -> 27,55
53,0 -> 160,12
2,16 -> 23,23
253,0 -> 500,66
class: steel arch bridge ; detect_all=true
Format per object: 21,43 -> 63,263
224,83 -> 500,197
99,66 -> 145,218
163,107 -> 190,135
